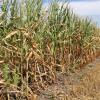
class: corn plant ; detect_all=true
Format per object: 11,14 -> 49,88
0,0 -> 99,99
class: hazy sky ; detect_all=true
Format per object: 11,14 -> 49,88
69,0 -> 100,15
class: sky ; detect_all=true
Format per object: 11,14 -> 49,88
69,0 -> 100,15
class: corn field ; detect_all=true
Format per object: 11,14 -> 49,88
0,0 -> 100,100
